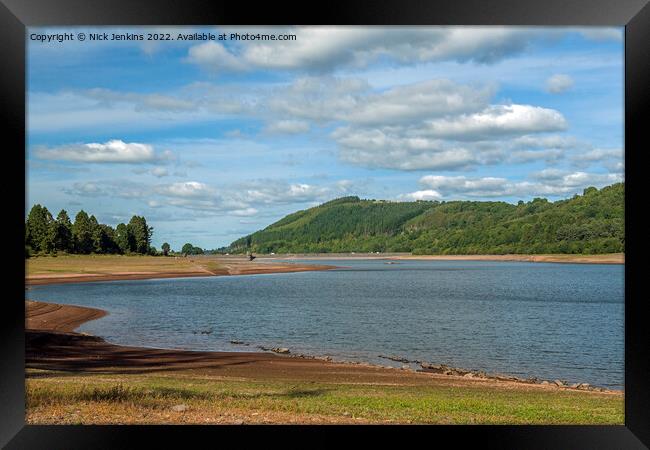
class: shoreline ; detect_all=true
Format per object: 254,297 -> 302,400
26,260 -> 337,286
268,253 -> 624,265
24,299 -> 620,394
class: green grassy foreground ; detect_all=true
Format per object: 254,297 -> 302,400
26,370 -> 624,425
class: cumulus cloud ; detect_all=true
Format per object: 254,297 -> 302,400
334,127 -> 478,170
567,148 -> 624,171
187,27 -> 539,73
398,189 -> 443,201
422,104 -> 568,140
263,77 -> 493,127
418,172 -> 623,199
36,140 -> 159,163
545,74 -> 574,94
511,134 -> 580,150
330,101 -> 567,170
62,178 -> 357,218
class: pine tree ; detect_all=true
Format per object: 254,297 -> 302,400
25,204 -> 54,253
72,210 -> 94,254
53,209 -> 73,253
115,223 -> 131,254
128,216 -> 153,254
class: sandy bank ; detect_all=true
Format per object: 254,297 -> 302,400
26,260 -> 336,286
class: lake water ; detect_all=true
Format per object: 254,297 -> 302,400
27,259 -> 625,388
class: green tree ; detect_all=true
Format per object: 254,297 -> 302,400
127,216 -> 153,254
53,209 -> 73,253
93,224 -> 119,254
181,243 -> 204,255
72,210 -> 94,254
161,242 -> 171,256
25,204 -> 54,253
114,223 -> 131,254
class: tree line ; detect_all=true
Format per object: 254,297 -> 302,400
25,205 -> 154,257
227,183 -> 625,255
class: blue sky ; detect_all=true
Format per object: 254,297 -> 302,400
27,26 -> 624,249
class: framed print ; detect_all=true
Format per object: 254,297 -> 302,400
1,0 -> 649,448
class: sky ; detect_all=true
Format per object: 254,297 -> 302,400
26,26 -> 624,250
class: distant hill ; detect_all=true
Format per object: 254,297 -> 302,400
226,183 -> 624,255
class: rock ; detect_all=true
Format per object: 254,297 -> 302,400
553,379 -> 566,387
570,383 -> 580,389
463,373 -> 475,378
401,365 -> 410,370
230,340 -> 244,345
171,404 -> 188,412
577,383 -> 590,390
379,354 -> 410,363
541,380 -> 550,385
272,347 -> 290,354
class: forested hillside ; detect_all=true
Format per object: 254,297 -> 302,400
226,183 -> 624,255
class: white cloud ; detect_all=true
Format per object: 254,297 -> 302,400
419,172 -> 623,199
398,189 -> 443,201
423,104 -> 568,140
508,149 -> 565,164
36,140 -> 157,163
575,27 -> 623,42
333,127 -> 478,171
345,79 -> 494,126
265,77 -> 493,127
86,88 -> 196,112
545,74 -> 574,94
157,181 -> 213,198
264,120 -> 310,134
150,167 -> 169,178
572,148 -> 622,162
511,134 -> 580,149
187,27 -> 539,73
131,178 -> 358,216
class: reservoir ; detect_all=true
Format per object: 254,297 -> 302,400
28,259 -> 624,388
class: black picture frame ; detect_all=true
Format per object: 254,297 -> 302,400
2,0 -> 648,447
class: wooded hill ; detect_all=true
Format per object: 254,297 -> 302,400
226,183 -> 624,255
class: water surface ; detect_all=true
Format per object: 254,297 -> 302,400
28,259 -> 624,388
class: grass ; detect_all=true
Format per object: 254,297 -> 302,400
25,254 -> 221,277
26,370 -> 624,425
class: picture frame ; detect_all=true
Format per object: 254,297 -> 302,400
2,0 -> 648,447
